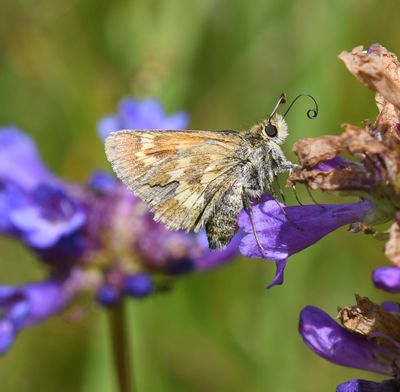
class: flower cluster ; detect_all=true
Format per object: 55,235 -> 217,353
0,98 -> 238,354
288,44 -> 400,390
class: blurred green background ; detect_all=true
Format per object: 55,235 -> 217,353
1,1 -> 400,391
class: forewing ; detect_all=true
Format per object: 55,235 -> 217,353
105,130 -> 244,231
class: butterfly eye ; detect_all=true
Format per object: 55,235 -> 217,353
264,124 -> 278,137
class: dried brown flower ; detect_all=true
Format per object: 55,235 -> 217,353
338,295 -> 400,346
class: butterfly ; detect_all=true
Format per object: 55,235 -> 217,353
105,94 -> 318,251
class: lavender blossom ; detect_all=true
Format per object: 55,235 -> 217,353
0,98 -> 238,353
238,198 -> 375,288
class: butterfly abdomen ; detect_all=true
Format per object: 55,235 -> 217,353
205,183 -> 244,248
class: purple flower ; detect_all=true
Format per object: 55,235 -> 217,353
123,274 -> 153,298
0,128 -> 84,248
299,306 -> 398,375
312,156 -> 352,171
381,302 -> 400,313
97,97 -> 189,140
0,127 -> 55,189
373,267 -> 400,293
238,198 -> 374,288
9,185 -> 86,248
336,379 -> 400,392
0,278 -> 76,354
299,306 -> 400,391
97,285 -> 120,307
0,98 -> 238,353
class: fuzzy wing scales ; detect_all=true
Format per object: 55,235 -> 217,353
105,130 -> 244,232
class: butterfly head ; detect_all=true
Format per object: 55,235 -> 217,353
256,92 -> 319,145
259,114 -> 288,144
255,93 -> 288,144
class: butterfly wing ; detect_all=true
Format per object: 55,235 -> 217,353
105,130 -> 244,232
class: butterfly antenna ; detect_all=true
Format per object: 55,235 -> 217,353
283,93 -> 319,119
268,93 -> 287,121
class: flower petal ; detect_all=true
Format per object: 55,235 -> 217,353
9,185 -> 86,249
123,274 -> 153,298
0,181 -> 29,234
372,267 -> 400,293
96,285 -> 120,307
238,200 -> 372,287
381,301 -> 400,313
88,171 -> 119,195
192,231 -> 241,271
0,128 -> 55,190
312,156 -> 352,171
97,116 -> 120,140
0,321 -> 16,354
299,306 -> 396,375
97,97 -> 189,139
0,279 -> 74,354
336,378 -> 400,392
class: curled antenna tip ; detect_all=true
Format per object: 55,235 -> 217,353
283,93 -> 319,120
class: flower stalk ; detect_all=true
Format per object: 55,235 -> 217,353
108,300 -> 134,392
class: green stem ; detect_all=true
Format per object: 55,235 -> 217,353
109,300 -> 134,392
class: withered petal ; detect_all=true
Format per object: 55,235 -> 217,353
338,295 -> 400,345
289,167 -> 373,193
339,45 -> 400,110
341,124 -> 387,155
292,136 -> 342,168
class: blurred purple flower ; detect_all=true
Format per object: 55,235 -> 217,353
299,306 -> 400,391
123,274 -> 154,298
0,277 -> 75,354
0,98 -> 238,353
0,128 -> 84,248
238,198 -> 374,288
0,127 -> 55,189
373,267 -> 400,293
97,97 -> 189,140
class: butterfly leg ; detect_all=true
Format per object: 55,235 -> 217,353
242,193 -> 268,258
291,183 -> 303,206
265,183 -> 304,232
274,175 -> 287,204
305,185 -> 324,209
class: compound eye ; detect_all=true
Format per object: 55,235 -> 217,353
264,124 -> 278,137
